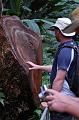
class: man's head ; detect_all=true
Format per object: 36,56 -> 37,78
50,18 -> 75,41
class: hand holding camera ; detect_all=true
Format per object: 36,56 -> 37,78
38,85 -> 48,101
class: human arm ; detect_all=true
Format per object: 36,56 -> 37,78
52,47 -> 74,91
52,69 -> 67,91
26,61 -> 52,73
45,89 -> 79,118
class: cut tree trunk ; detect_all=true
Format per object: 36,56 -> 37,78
0,15 -> 42,120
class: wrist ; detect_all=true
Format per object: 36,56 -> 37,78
64,96 -> 73,113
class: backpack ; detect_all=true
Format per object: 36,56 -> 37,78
61,44 -> 79,97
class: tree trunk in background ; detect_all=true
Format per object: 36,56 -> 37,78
0,15 -> 42,120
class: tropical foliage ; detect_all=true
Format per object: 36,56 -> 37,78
2,0 -> 79,39
3,0 -> 79,18
2,0 -> 79,36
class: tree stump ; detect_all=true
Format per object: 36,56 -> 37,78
0,16 -> 42,120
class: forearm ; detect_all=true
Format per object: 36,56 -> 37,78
40,65 -> 52,73
27,61 -> 52,72
52,78 -> 64,91
52,70 -> 66,91
65,97 -> 79,117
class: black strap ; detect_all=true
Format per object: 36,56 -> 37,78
60,45 -> 78,52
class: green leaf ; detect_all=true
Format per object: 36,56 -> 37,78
0,99 -> 4,106
22,6 -> 32,12
34,19 -> 54,26
0,92 -> 5,98
0,90 -> 5,106
9,0 -> 23,16
74,0 -> 79,3
22,19 -> 41,34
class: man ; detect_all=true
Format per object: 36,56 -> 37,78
27,18 -> 77,120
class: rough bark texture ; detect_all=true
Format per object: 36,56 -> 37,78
0,16 -> 42,120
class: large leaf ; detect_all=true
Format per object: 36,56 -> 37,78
29,19 -> 54,31
22,6 -> 32,12
22,19 -> 41,33
74,0 -> 79,3
5,0 -> 23,16
0,89 -> 5,106
22,18 -> 54,33
34,19 -> 54,26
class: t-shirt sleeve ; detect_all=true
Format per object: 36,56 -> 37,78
57,47 -> 74,71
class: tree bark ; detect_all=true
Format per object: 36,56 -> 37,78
0,15 -> 42,120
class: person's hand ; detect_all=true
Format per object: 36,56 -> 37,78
40,102 -> 48,110
45,89 -> 69,112
26,61 -> 41,70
